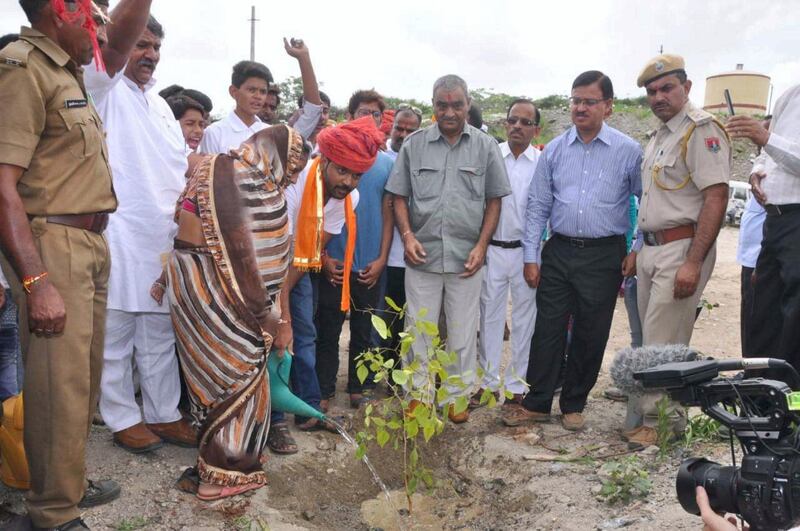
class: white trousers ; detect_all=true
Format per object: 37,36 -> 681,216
479,246 -> 537,394
404,267 -> 483,403
99,309 -> 181,432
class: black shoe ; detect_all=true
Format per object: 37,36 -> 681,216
78,479 -> 120,509
55,518 -> 90,530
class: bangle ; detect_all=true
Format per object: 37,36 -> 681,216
23,272 -> 48,294
278,318 -> 291,325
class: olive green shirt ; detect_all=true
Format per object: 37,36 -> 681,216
0,27 -> 116,216
386,122 -> 511,274
638,103 -> 730,232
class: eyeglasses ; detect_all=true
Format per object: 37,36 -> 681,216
355,108 -> 383,120
397,102 -> 423,117
568,97 -> 608,107
506,116 -> 538,127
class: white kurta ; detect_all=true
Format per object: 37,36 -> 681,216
479,143 -> 541,393
84,65 -> 187,314
198,110 -> 267,155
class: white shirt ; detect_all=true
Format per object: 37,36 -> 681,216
383,143 -> 405,268
752,84 -> 800,204
85,65 -> 187,313
285,159 -> 359,236
495,142 -> 541,242
736,196 -> 766,268
0,268 -> 8,290
292,101 -> 323,141
198,111 -> 267,154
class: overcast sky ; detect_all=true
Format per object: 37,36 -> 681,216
2,0 -> 798,116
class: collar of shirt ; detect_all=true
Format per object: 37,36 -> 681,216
228,110 -> 263,133
664,102 -> 691,133
121,70 -> 157,94
425,121 -> 472,143
20,26 -> 70,68
500,142 -> 539,162
567,122 -> 612,146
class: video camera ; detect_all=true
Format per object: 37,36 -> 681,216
634,358 -> 800,531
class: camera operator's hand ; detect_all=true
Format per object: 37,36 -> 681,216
696,487 -> 749,531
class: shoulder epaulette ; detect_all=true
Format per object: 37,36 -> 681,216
0,40 -> 34,68
686,106 -> 714,126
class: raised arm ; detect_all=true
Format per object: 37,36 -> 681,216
102,0 -> 153,76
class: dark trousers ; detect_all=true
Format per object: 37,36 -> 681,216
522,236 -> 625,414
748,210 -> 800,372
740,266 -> 755,358
315,271 -> 381,398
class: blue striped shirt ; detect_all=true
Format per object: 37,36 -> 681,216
523,123 -> 642,263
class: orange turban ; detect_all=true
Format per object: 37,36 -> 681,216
316,116 -> 385,174
51,0 -> 105,70
380,110 -> 395,137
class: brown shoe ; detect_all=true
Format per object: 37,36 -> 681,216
561,412 -> 585,431
447,404 -> 469,424
113,422 -> 163,454
404,399 -> 424,418
147,418 -> 198,448
624,426 -> 659,449
502,393 -> 524,410
501,406 -> 549,427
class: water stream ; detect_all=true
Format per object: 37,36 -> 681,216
329,420 -> 407,531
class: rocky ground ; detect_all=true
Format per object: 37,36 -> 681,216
0,227 -> 746,530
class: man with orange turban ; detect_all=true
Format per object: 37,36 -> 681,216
275,116 -> 385,437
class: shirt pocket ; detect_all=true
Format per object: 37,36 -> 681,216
597,170 -> 626,206
458,165 -> 486,201
58,108 -> 102,160
651,154 -> 690,191
411,166 -> 443,200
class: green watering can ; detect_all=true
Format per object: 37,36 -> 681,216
268,350 -> 326,421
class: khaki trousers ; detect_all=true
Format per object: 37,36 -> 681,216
404,267 -> 483,403
631,238 -> 716,430
1,219 -> 110,528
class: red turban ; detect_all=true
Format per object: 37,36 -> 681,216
380,110 -> 395,136
317,116 -> 385,174
51,0 -> 105,71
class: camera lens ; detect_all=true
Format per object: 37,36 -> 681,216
676,457 -> 739,515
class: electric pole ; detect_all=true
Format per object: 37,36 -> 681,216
249,6 -> 259,61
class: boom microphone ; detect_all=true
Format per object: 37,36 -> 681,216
610,344 -> 701,395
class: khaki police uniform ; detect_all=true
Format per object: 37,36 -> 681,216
0,27 -> 116,528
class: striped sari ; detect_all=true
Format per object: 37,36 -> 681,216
167,125 -> 303,488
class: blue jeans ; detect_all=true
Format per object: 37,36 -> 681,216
0,289 -> 22,401
623,276 -> 643,348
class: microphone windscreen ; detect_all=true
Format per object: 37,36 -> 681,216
610,344 -> 700,395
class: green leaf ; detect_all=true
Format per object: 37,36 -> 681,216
406,419 -> 419,438
383,358 -> 395,369
357,364 -> 368,384
423,422 -> 435,442
376,428 -> 390,447
503,389 -> 514,400
391,370 -> 409,386
365,403 -> 373,416
371,314 -> 390,339
385,296 -> 402,312
355,444 -> 366,459
487,393 -> 497,408
408,476 -> 418,495
453,396 -> 469,415
417,308 -> 428,318
418,320 -> 438,337
387,420 -> 402,430
410,447 -> 419,468
372,417 -> 386,427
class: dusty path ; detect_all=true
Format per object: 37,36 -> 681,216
0,227 -> 746,530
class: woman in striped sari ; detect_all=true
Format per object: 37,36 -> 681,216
166,125 -> 303,501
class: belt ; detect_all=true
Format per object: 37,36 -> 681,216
40,213 -> 110,234
642,224 -> 695,246
489,239 -> 522,249
553,233 -> 624,248
764,203 -> 800,217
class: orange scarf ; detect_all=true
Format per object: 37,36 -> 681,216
293,158 -> 357,311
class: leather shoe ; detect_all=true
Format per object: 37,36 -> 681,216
447,404 -> 469,424
78,478 -> 121,508
113,422 -> 163,454
561,412 -> 585,431
147,418 -> 198,448
624,426 -> 658,449
4,515 -> 91,530
501,406 -> 549,427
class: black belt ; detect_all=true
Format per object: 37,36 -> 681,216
553,233 -> 625,248
764,203 -> 800,217
489,239 -> 522,249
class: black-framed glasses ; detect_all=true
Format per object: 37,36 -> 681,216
568,97 -> 608,107
397,102 -> 423,117
506,116 -> 538,127
355,108 -> 383,119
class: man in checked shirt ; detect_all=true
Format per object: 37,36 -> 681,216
502,70 -> 642,433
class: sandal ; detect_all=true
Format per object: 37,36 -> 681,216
297,415 -> 350,434
176,467 -> 200,494
196,482 -> 264,501
267,422 -> 298,455
349,392 -> 375,409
